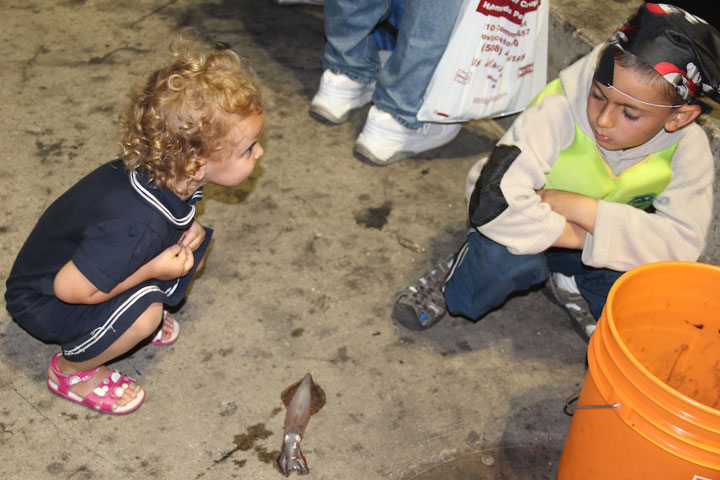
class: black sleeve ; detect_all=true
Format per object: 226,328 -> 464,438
468,144 -> 522,227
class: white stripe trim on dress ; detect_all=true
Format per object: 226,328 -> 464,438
129,171 -> 195,227
163,279 -> 179,298
64,285 -> 163,356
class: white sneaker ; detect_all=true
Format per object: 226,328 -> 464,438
310,70 -> 376,124
273,0 -> 324,5
354,106 -> 462,165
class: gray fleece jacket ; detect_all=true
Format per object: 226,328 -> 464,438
475,44 -> 714,272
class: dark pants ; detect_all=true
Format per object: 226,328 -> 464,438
442,230 -> 623,321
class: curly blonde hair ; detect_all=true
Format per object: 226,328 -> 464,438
120,38 -> 263,194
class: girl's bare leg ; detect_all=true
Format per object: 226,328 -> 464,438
48,302 -> 164,409
155,254 -> 205,343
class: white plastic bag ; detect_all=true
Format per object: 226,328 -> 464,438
418,0 -> 549,122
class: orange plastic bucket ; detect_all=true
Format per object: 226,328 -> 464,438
557,261 -> 720,480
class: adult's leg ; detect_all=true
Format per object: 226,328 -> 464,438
321,0 -> 392,83
373,0 -> 463,128
443,230 -> 549,320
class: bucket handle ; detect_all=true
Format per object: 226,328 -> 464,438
564,391 -> 620,416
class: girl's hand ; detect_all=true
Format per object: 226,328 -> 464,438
149,243 -> 195,280
178,220 -> 206,252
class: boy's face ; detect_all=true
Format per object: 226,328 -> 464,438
205,112 -> 265,187
586,64 -> 680,151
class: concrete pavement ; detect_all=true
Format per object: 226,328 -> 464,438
1,1 -> 716,479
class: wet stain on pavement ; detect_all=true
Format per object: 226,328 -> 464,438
0,421 -> 13,437
66,466 -> 90,478
354,201 -> 392,230
234,423 -> 273,451
202,163 -> 265,204
35,139 -> 84,163
212,422 -> 276,472
466,430 -> 482,447
46,462 -> 63,475
200,347 -> 234,363
406,444 -> 560,480
254,445 -> 278,464
219,401 -> 238,417
456,340 -> 472,352
20,45 -> 49,84
329,345 -> 352,364
88,46 -> 150,64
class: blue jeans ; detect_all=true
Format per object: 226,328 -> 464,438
322,0 -> 463,128
443,231 -> 624,321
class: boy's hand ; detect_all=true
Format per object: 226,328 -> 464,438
150,243 -> 195,280
178,220 -> 206,251
537,189 -> 598,234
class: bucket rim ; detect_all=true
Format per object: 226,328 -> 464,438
604,260 -> 720,417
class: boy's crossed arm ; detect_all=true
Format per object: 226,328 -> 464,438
537,189 -> 599,250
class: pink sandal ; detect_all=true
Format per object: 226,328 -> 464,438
151,310 -> 180,346
47,353 -> 145,415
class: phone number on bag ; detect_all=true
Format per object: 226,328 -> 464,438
476,44 -> 526,62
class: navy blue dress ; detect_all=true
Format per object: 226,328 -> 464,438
5,160 -> 213,361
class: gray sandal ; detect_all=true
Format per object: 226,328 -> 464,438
393,255 -> 454,331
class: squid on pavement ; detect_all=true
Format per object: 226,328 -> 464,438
277,373 -> 325,476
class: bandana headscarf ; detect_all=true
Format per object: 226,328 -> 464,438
596,3 -> 720,110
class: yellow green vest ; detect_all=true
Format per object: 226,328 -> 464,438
531,78 -> 677,210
